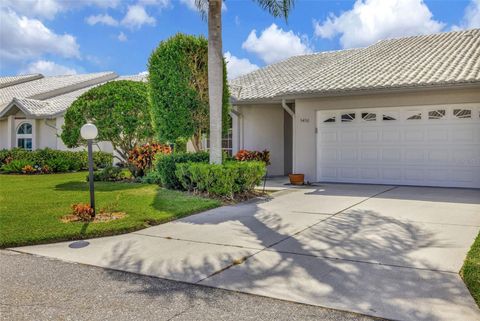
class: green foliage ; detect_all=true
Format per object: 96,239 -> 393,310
1,160 -> 33,173
148,33 -> 230,148
155,152 -> 209,189
175,161 -> 266,199
461,231 -> 480,306
61,80 -> 153,160
0,148 -> 112,173
140,170 -> 163,184
91,165 -> 126,182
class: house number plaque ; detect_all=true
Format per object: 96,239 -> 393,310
300,118 -> 310,123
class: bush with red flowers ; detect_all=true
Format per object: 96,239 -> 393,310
234,149 -> 270,166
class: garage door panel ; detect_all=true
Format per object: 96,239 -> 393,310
382,130 -> 401,142
317,106 -> 480,188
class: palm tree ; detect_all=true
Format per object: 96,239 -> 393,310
195,0 -> 295,164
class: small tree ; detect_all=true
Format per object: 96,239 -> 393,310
61,80 -> 154,163
148,33 -> 230,151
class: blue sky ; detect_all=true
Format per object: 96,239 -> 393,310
0,0 -> 479,79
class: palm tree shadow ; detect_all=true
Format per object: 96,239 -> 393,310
99,186 -> 479,320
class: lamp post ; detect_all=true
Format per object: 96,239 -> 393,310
80,123 -> 98,215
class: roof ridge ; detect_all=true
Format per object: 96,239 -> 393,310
28,72 -> 119,101
373,28 -> 480,45
0,74 -> 44,89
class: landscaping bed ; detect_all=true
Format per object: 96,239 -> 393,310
0,172 -> 220,248
461,231 -> 480,307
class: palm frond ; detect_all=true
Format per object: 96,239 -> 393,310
194,0 -> 209,20
253,0 -> 295,19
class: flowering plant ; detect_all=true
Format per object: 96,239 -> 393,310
234,149 -> 270,166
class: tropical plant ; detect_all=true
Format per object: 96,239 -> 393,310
148,33 -> 230,152
192,0 -> 294,164
234,149 -> 271,166
61,80 -> 154,163
128,142 -> 172,177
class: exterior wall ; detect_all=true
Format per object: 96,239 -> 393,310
234,104 -> 284,176
0,119 -> 7,149
293,87 -> 480,182
36,119 -> 57,149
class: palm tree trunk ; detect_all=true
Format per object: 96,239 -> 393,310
208,0 -> 223,164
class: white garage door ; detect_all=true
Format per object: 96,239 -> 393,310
316,105 -> 480,188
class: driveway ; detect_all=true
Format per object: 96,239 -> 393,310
13,184 -> 480,321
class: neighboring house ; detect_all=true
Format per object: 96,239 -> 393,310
229,29 -> 480,188
0,72 -> 147,155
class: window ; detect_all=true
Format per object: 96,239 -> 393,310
406,112 -> 422,120
382,114 -> 397,121
16,122 -> 33,151
205,129 -> 233,156
341,113 -> 355,122
361,112 -> 376,121
323,116 -> 336,123
428,109 -> 446,120
453,109 -> 471,119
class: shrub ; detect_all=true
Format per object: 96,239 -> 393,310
155,152 -> 209,189
1,160 -> 33,173
235,149 -> 271,166
128,142 -> 172,177
21,165 -> 36,174
71,203 -> 94,221
175,161 -> 266,199
140,170 -> 162,184
0,148 -> 113,173
91,165 -> 125,182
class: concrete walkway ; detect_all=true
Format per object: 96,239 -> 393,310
13,184 -> 480,321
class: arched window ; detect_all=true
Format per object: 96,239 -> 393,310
17,122 -> 33,150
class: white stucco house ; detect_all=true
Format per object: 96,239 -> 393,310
0,72 -> 146,154
229,29 -> 480,188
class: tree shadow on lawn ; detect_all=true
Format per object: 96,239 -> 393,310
98,186 -> 480,320
55,181 -> 147,192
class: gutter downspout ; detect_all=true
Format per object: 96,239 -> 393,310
281,99 -> 295,174
229,107 -> 243,153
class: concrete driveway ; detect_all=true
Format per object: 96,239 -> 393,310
13,184 -> 480,321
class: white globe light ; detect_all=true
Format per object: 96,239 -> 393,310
80,123 -> 98,140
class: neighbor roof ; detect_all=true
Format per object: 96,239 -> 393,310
230,29 -> 480,103
0,72 -> 146,118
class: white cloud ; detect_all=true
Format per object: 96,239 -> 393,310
121,5 -> 156,29
0,9 -> 80,63
21,60 -> 77,76
242,24 -> 312,64
85,14 -> 118,26
180,0 -> 226,12
314,0 -> 445,49
452,0 -> 480,30
139,0 -> 171,7
0,0 -> 120,20
224,52 -> 259,79
117,32 -> 128,42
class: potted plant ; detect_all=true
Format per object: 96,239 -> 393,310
289,173 -> 304,185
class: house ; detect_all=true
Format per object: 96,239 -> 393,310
229,29 -> 480,188
0,72 -> 146,154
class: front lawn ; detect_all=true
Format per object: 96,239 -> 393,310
0,172 -> 220,248
462,232 -> 480,307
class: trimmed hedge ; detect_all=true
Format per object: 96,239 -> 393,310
155,152 -> 209,189
175,161 -> 266,199
0,148 -> 112,173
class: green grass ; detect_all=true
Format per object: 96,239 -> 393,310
0,172 -> 220,248
461,232 -> 480,307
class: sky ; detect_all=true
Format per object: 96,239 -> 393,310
0,0 -> 479,79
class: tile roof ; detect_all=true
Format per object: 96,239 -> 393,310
0,72 -> 117,109
230,29 -> 480,102
0,74 -> 43,89
0,71 -> 144,118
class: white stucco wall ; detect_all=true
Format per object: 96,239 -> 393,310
235,104 -> 284,176
293,87 -> 480,182
0,119 -> 8,149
